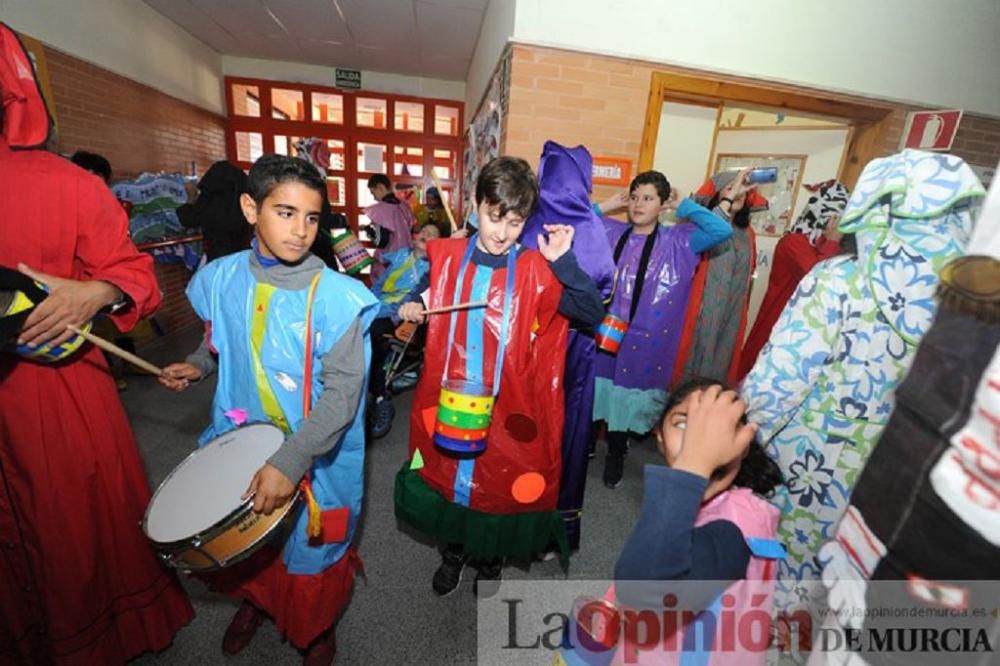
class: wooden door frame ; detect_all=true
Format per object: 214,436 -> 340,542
638,71 -> 895,189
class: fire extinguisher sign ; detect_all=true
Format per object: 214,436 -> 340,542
901,109 -> 963,151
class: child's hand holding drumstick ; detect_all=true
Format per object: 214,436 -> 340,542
159,363 -> 203,392
398,299 -> 487,325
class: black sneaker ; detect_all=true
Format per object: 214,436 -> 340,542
370,397 -> 395,440
432,549 -> 468,596
586,439 -> 596,460
472,560 -> 503,598
603,453 -> 624,489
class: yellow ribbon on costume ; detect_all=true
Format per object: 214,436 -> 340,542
438,386 -> 494,415
299,478 -> 322,539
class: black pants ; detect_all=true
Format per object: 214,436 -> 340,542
606,429 -> 630,459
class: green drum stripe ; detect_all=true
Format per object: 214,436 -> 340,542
435,405 -> 492,430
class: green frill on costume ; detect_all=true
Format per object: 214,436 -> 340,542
394,463 -> 570,568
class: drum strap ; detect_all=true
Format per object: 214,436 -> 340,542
300,271 -> 324,539
441,235 -> 516,397
301,272 -> 322,419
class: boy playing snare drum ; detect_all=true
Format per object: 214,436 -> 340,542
393,157 -> 604,596
159,154 -> 377,664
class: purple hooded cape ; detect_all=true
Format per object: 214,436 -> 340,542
523,141 -> 613,550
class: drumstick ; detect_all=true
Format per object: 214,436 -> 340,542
421,300 -> 487,316
67,324 -> 164,376
430,173 -> 459,232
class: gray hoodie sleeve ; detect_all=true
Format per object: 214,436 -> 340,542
266,318 -> 366,483
184,335 -> 218,378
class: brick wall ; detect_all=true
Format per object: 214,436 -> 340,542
504,46 -> 655,204
937,114 -> 1000,168
42,45 -> 227,343
504,45 -> 1000,204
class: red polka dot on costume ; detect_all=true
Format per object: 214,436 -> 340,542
504,413 -> 538,442
512,473 -> 545,504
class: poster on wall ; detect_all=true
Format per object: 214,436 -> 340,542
714,153 -> 807,237
462,50 -> 509,220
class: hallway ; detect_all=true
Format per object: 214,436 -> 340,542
128,331 -> 658,664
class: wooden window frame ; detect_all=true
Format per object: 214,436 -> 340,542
225,76 -> 464,237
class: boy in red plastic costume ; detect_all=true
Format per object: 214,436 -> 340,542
0,23 -> 191,664
394,157 -> 604,595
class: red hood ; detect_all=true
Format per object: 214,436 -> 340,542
0,22 -> 51,148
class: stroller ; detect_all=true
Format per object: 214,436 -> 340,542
369,320 -> 425,440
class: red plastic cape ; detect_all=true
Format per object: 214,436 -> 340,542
409,238 -> 569,514
0,22 -> 52,148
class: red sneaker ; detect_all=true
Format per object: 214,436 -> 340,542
222,601 -> 263,656
303,629 -> 337,666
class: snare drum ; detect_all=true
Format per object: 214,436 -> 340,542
143,424 -> 299,571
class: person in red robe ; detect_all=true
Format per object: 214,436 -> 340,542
0,23 -> 192,664
735,179 -> 850,383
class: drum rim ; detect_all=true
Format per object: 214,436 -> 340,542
142,423 -> 283,547
156,490 -> 301,570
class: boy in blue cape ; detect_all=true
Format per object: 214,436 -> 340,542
160,154 -> 377,664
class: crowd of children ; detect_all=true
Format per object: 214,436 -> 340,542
3,24 -> 996,663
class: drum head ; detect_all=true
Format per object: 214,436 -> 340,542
144,424 -> 285,543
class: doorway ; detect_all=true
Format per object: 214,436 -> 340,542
639,71 -> 894,334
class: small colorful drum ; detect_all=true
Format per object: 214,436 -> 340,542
433,379 -> 494,454
594,314 -> 628,355
143,424 -> 299,571
394,320 -> 419,343
331,229 -> 373,275
1,279 -> 91,362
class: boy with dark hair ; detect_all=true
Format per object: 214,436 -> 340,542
365,173 -> 414,277
367,221 -> 441,438
177,160 -> 251,261
160,153 -> 377,664
394,156 -> 605,595
592,169 -> 734,489
70,149 -> 112,183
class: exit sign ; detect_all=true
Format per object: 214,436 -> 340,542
336,68 -> 361,90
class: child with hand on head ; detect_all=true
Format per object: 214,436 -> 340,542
367,221 -> 441,438
592,170 -> 734,490
159,154 -> 377,664
394,156 -> 604,597
613,378 -> 785,662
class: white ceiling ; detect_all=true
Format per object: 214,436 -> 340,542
143,0 -> 489,81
